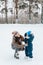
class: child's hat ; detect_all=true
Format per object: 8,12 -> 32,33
26,31 -> 31,36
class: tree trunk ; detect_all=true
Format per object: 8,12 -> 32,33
5,0 -> 8,23
15,0 -> 18,23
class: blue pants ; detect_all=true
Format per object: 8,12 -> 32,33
25,43 -> 33,58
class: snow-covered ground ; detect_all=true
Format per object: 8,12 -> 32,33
0,24 -> 43,65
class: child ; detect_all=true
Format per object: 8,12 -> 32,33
24,31 -> 34,58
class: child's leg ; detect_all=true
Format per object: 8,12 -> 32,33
28,44 -> 33,58
25,46 -> 28,56
28,51 -> 33,58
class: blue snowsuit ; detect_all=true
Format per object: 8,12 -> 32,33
24,31 -> 34,58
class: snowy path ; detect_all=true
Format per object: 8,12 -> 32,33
0,24 -> 43,65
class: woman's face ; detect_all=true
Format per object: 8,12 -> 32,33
15,33 -> 20,37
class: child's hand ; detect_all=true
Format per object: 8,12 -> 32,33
25,44 -> 28,46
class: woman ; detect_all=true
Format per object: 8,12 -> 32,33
11,31 -> 24,59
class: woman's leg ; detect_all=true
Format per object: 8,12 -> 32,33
14,48 -> 19,59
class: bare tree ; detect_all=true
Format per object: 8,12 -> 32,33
4,0 -> 8,23
29,0 -> 33,20
13,0 -> 18,23
0,0 -> 8,23
41,1 -> 43,23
